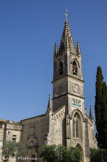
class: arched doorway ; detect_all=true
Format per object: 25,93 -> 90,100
31,154 -> 36,162
76,144 -> 84,162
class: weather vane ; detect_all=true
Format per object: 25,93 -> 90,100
65,9 -> 68,21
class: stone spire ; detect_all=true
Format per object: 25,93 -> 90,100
46,94 -> 52,113
59,19 -> 76,54
89,105 -> 94,120
77,41 -> 81,55
54,42 -> 58,56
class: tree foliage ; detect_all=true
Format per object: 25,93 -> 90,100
95,66 -> 107,148
66,147 -> 82,162
40,145 -> 57,162
2,141 -> 28,160
56,145 -> 67,162
95,66 -> 104,147
40,145 -> 81,162
90,148 -> 107,162
102,82 -> 107,149
2,141 -> 16,159
15,142 -> 28,158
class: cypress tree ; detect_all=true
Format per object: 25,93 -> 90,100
102,82 -> 107,149
95,66 -> 103,147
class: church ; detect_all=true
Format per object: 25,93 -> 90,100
0,16 -> 97,162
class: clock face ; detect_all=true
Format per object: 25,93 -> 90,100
72,98 -> 81,108
73,84 -> 79,94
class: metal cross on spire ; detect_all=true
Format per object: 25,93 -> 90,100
65,9 -> 68,21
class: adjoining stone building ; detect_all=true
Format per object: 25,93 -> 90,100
0,119 -> 22,161
0,18 -> 97,162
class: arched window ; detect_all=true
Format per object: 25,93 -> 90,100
73,113 -> 81,138
29,141 -> 35,147
76,119 -> 79,137
59,61 -> 63,75
73,119 -> 75,137
72,61 -> 77,75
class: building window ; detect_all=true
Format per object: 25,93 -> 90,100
8,131 -> 10,134
72,61 -> 77,75
73,120 -> 75,137
73,113 -> 81,138
59,61 -> 63,75
12,135 -> 16,142
76,119 -> 79,137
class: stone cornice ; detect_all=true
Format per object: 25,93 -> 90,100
53,92 -> 84,100
52,75 -> 84,84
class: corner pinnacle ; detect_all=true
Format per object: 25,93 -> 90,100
77,41 -> 81,55
54,42 -> 58,56
46,94 -> 52,113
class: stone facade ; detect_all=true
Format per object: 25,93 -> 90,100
0,19 -> 97,162
0,120 -> 22,162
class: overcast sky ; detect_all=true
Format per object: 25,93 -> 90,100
0,0 -> 107,121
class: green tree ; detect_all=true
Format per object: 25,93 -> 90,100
56,145 -> 67,162
40,145 -> 81,162
102,82 -> 107,149
90,148 -> 107,162
66,147 -> 81,162
95,66 -> 107,149
15,142 -> 28,158
2,141 -> 16,160
40,145 -> 57,162
95,66 -> 104,147
2,141 -> 28,161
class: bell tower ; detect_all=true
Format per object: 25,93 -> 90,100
52,18 -> 85,116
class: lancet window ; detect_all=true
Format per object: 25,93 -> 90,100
73,113 -> 81,138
